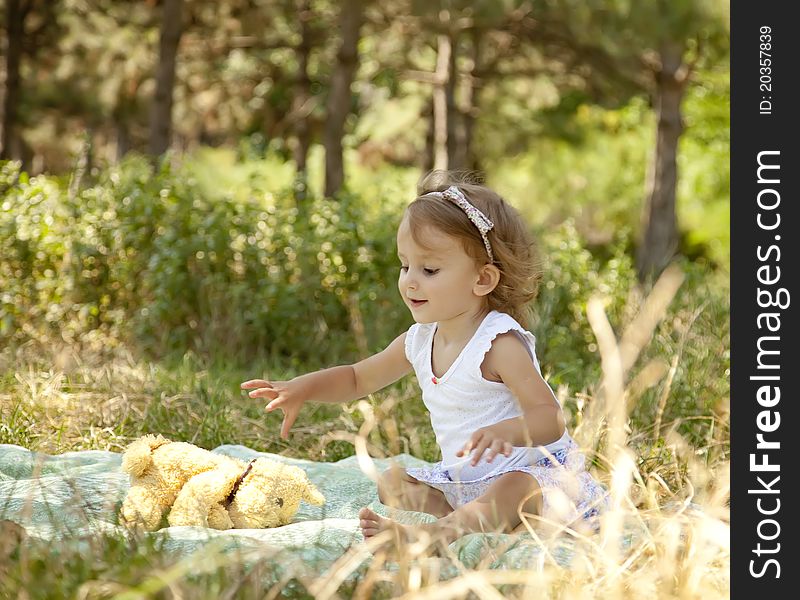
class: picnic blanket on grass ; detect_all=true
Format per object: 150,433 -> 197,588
0,443 -> 585,581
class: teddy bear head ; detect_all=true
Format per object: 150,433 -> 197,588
225,458 -> 325,528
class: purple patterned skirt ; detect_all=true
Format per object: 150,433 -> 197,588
405,442 -> 608,529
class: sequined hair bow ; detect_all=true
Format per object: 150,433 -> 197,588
424,186 -> 495,262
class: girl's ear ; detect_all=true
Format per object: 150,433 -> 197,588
474,263 -> 501,297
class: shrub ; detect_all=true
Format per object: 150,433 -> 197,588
1,156 -> 728,449
1,157 -> 408,365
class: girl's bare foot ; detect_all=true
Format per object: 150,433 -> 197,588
359,506 -> 460,559
358,507 -> 417,541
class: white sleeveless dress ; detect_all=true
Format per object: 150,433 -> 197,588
403,310 -> 607,528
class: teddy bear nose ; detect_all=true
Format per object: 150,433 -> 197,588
276,498 -> 284,507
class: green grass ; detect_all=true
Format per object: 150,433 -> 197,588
0,111 -> 729,594
0,345 -> 438,463
1,529 -> 329,599
0,288 -> 730,598
0,320 -> 730,598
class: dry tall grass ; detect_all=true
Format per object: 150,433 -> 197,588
0,265 -> 729,598
306,264 -> 729,598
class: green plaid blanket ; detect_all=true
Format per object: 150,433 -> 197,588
1,443 -> 579,579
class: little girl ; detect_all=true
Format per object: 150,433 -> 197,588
242,172 -> 607,542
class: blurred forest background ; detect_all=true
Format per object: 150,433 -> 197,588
1,0 -> 729,455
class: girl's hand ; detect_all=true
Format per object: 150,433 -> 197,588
240,379 -> 306,439
456,424 -> 514,466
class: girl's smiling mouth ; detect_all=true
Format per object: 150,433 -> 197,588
409,299 -> 428,308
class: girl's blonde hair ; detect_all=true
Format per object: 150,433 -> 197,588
406,170 -> 541,327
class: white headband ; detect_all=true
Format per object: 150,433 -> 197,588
424,186 -> 495,262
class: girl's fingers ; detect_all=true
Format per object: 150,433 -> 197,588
249,387 -> 279,399
265,398 -> 283,412
459,431 -> 484,457
280,410 -> 298,439
504,442 -> 513,456
241,379 -> 272,389
471,438 -> 492,466
486,440 -> 505,463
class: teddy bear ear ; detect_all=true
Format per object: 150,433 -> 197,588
303,480 -> 325,506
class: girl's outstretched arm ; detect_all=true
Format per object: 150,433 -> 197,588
242,332 -> 412,438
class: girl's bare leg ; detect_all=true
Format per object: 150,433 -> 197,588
376,465 -> 453,518
361,471 -> 542,543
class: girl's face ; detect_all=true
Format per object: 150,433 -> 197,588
396,218 -> 485,324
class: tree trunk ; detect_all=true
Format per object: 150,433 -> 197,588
115,116 -> 132,162
323,0 -> 363,197
445,31 -> 460,170
421,99 -> 434,173
637,42 -> 686,282
463,29 -> 484,171
292,0 -> 313,194
432,32 -> 452,171
460,28 -> 482,172
68,130 -> 93,200
148,0 -> 184,158
113,83 -> 135,162
1,0 -> 26,162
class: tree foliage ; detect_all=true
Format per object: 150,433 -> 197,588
1,1 -> 729,286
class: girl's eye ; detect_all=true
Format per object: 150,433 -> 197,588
423,268 -> 439,275
399,265 -> 408,272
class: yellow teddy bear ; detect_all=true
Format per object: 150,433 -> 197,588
119,434 -> 325,531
